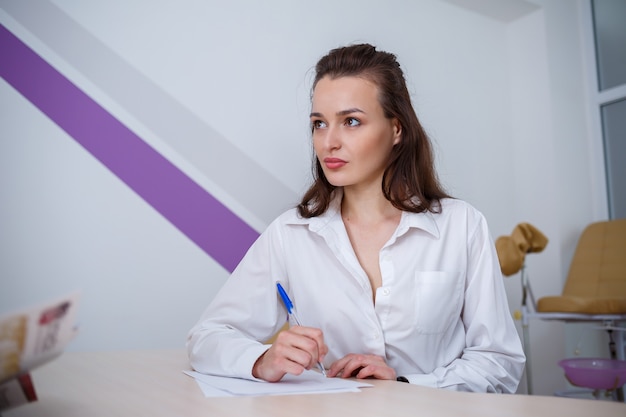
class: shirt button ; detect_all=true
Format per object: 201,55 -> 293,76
382,288 -> 390,296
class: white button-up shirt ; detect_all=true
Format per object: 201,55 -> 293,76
187,196 -> 525,393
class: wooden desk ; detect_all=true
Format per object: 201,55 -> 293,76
4,350 -> 625,417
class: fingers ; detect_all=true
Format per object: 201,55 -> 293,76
328,354 -> 396,380
289,326 -> 328,363
252,349 -> 297,382
328,354 -> 364,378
252,326 -> 327,382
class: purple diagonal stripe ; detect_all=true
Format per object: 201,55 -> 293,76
0,23 -> 259,273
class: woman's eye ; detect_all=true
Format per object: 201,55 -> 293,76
345,117 -> 360,127
311,120 -> 327,129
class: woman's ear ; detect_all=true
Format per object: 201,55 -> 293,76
392,118 -> 402,145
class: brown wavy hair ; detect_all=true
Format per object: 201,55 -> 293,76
297,43 -> 450,218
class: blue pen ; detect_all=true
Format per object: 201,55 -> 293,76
276,282 -> 327,377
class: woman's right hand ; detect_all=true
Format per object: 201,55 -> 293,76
252,326 -> 327,382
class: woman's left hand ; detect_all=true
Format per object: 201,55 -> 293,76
327,353 -> 396,380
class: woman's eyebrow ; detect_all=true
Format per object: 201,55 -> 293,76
337,108 -> 365,116
309,108 -> 365,118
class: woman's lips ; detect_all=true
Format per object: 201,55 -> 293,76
323,157 -> 347,169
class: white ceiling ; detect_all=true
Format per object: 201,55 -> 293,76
441,0 -> 540,22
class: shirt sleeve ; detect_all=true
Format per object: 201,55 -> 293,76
186,220 -> 288,380
403,212 -> 526,393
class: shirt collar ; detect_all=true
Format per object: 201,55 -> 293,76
285,190 -> 440,239
284,190 -> 343,233
397,208 -> 440,239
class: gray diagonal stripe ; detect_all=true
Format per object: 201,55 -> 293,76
0,0 -> 298,226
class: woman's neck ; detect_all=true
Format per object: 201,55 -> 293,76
340,186 -> 400,225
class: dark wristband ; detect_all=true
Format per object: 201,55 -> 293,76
396,376 -> 409,383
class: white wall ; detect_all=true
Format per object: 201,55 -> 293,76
0,0 -> 603,396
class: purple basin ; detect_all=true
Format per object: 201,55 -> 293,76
558,358 -> 626,390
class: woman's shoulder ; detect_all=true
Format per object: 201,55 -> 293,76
438,197 -> 481,214
264,207 -> 312,231
434,198 -> 488,225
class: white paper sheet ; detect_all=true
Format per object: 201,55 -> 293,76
184,369 -> 372,397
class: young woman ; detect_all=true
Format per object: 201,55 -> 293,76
187,43 -> 525,393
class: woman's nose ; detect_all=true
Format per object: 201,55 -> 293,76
319,125 -> 341,150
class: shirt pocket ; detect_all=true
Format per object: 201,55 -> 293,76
413,271 -> 464,334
